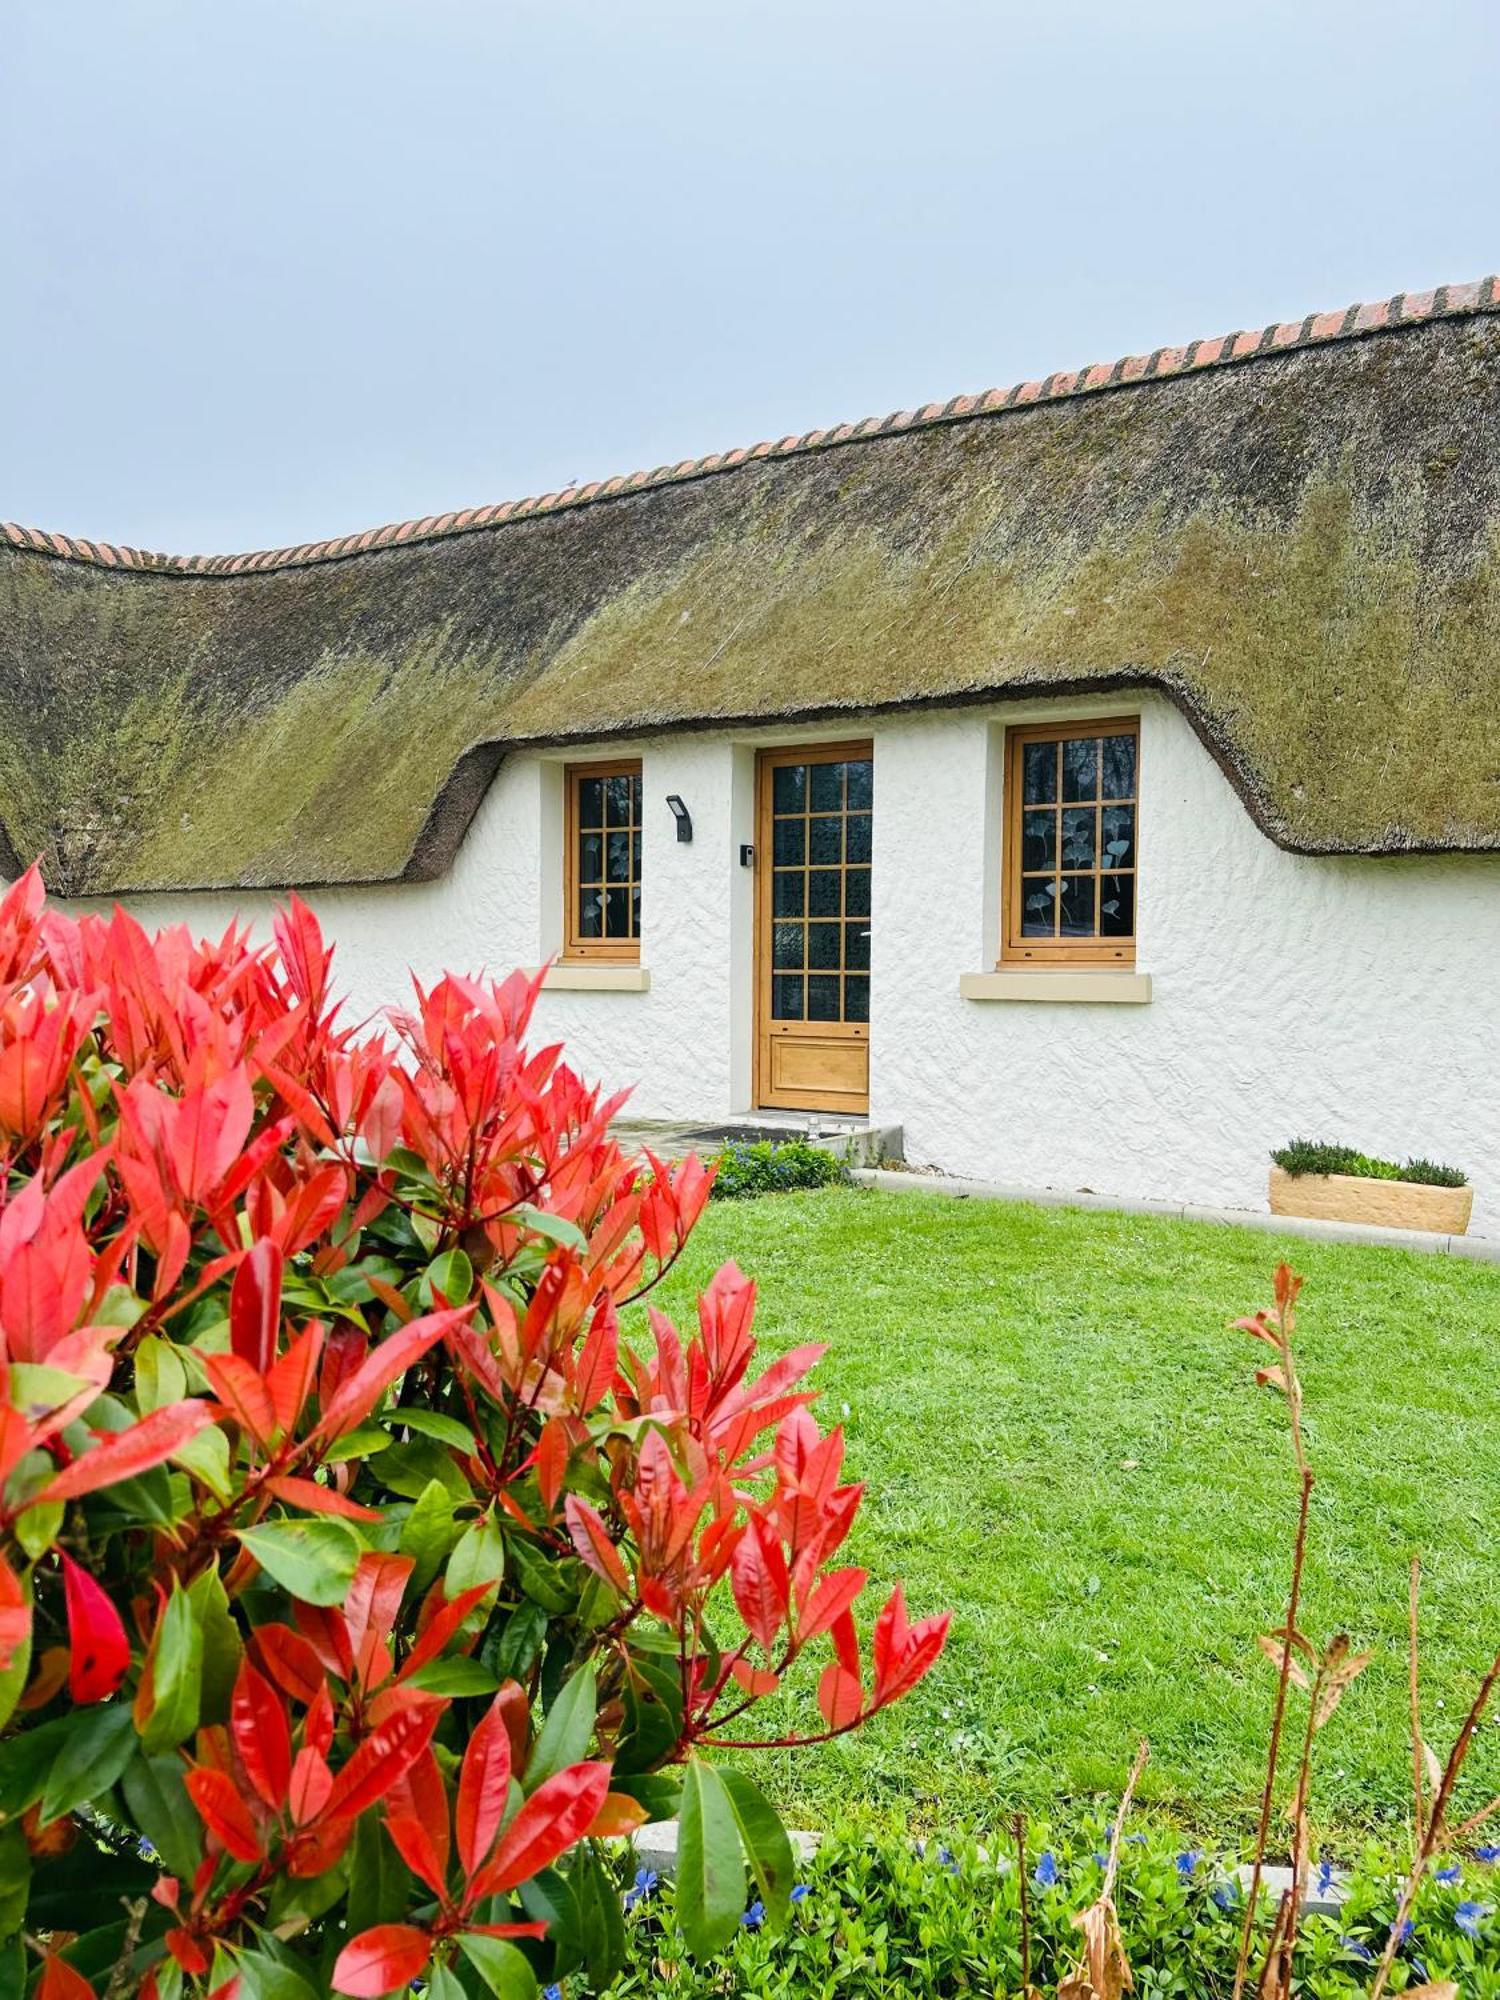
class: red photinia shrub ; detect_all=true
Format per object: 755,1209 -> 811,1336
0,870 -> 948,1999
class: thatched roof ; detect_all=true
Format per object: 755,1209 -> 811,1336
5,278 -> 1500,894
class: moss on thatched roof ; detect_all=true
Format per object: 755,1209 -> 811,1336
5,283 -> 1500,893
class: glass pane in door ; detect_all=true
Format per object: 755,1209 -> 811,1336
768,755 -> 872,1020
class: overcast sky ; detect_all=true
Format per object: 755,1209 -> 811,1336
4,0 -> 1496,553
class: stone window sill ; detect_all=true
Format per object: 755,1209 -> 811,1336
960,969 -> 1151,1005
542,963 -> 651,993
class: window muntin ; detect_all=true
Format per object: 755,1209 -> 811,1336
766,751 -> 872,1024
1005,720 -> 1138,964
564,761 -> 642,960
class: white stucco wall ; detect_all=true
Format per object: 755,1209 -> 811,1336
89,693 -> 1500,1236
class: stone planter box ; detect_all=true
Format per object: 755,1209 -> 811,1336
1269,1165 -> 1473,1236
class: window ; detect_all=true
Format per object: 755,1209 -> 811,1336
1003,719 -> 1138,964
564,760 -> 642,961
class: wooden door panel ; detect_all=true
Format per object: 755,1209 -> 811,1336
754,742 -> 872,1115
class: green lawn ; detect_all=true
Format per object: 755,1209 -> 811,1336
631,1185 -> 1500,1844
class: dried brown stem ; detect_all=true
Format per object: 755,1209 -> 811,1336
1102,1739 -> 1150,1902
1369,1650 -> 1500,2000
1233,1465 -> 1314,2000
1013,1810 -> 1033,1997
1409,1556 -> 1425,1848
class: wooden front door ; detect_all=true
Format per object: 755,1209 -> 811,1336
755,742 -> 872,1114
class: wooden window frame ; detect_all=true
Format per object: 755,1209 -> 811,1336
1001,717 -> 1139,967
563,759 -> 643,963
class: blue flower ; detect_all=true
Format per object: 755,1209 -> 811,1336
1315,1859 -> 1336,1896
936,1845 -> 959,1876
1175,1850 -> 1201,1878
1435,1863 -> 1462,1885
1212,1882 -> 1238,1912
623,1865 -> 659,1912
1455,1900 -> 1491,1938
1033,1850 -> 1059,1890
1393,1917 -> 1414,1946
1093,1852 -> 1109,1869
1340,1937 -> 1375,1966
543,1988 -> 562,2000
742,1900 -> 766,1930
790,1883 -> 811,1904
1479,1844 -> 1500,1864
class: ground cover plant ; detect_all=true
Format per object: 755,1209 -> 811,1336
642,1188 -> 1500,1840
0,872 -> 949,1998
708,1141 -> 848,1202
1271,1142 -> 1468,1189
586,1822 -> 1500,1998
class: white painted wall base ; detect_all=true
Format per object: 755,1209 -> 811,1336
75,694 -> 1500,1237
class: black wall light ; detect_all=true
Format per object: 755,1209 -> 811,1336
665,795 -> 693,842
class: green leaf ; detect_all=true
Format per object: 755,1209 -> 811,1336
572,1840 -> 627,1990
446,1514 -> 505,1607
507,1534 -> 578,1615
404,1657 -> 500,1697
378,1437 -> 472,1504
13,1499 -> 63,1562
675,1754 -> 747,1959
238,1519 -> 361,1606
483,1600 -> 547,1684
41,1700 -> 137,1821
345,1812 -> 411,1938
614,1655 -> 684,1776
524,1661 -> 596,1792
612,1771 -> 683,1822
232,1946 -> 322,2000
142,1579 -> 203,1754
399,1477 -> 462,1594
507,1205 -> 588,1253
422,1247 -> 474,1309
720,1769 -> 795,1927
0,1825 -> 29,1942
322,1423 -> 391,1464
456,1932 -> 538,1999
0,1567 -> 31,1733
187,1563 -> 243,1722
398,1408 -> 478,1453
424,1968 -> 467,2000
135,1336 -> 188,1413
174,1423 -> 233,1502
122,1753 -> 202,1879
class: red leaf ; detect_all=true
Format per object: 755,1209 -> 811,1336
332,1924 -> 433,1999
573,1295 -> 618,1411
288,1745 -> 333,1826
731,1518 -> 789,1654
202,1352 -> 278,1448
817,1660 -> 864,1731
265,1321 -> 325,1436
230,1659 -> 292,1808
385,1813 -> 449,1901
871,1584 -> 910,1696
799,1566 -> 868,1644
456,1690 -> 514,1878
60,1554 -> 130,1704
314,1308 -> 466,1442
230,1238 -> 283,1377
37,1955 -> 96,2000
265,1475 -> 381,1521
535,1416 -> 569,1513
185,1767 -> 265,1862
872,1610 -> 951,1711
0,1553 -> 30,1674
467,1761 -> 611,1903
563,1495 -> 630,1597
587,1791 -> 649,1839
728,1658 -> 780,1697
397,1581 -> 493,1684
38,1402 -> 213,1503
250,1623 -> 326,1706
322,1697 -> 443,1822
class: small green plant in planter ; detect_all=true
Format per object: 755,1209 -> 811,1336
1271,1139 -> 1468,1187
708,1139 -> 850,1200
